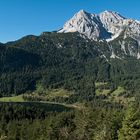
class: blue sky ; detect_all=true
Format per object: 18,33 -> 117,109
0,0 -> 140,43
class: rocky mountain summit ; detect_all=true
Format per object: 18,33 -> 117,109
58,10 -> 140,59
59,10 -> 140,42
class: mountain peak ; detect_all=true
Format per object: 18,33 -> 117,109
101,10 -> 118,14
99,10 -> 125,36
59,10 -> 140,41
74,9 -> 91,19
102,10 -> 114,14
99,10 -> 125,19
77,9 -> 87,14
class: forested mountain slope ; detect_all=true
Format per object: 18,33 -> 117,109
0,32 -> 139,102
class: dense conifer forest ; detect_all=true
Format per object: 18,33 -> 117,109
0,32 -> 140,139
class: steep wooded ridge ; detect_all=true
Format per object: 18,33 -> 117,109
0,10 -> 140,140
0,32 -> 139,99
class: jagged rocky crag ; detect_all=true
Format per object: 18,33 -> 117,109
58,10 -> 140,59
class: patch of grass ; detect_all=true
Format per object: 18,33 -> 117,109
23,88 -> 73,102
108,95 -> 135,105
112,86 -> 125,96
95,82 -> 110,96
0,95 -> 24,102
106,86 -> 134,105
96,89 -> 111,95
46,89 -> 73,99
95,82 -> 108,88
102,89 -> 111,95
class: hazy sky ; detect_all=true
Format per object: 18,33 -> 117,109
0,0 -> 140,43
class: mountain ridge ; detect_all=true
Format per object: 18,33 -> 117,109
59,10 -> 140,42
